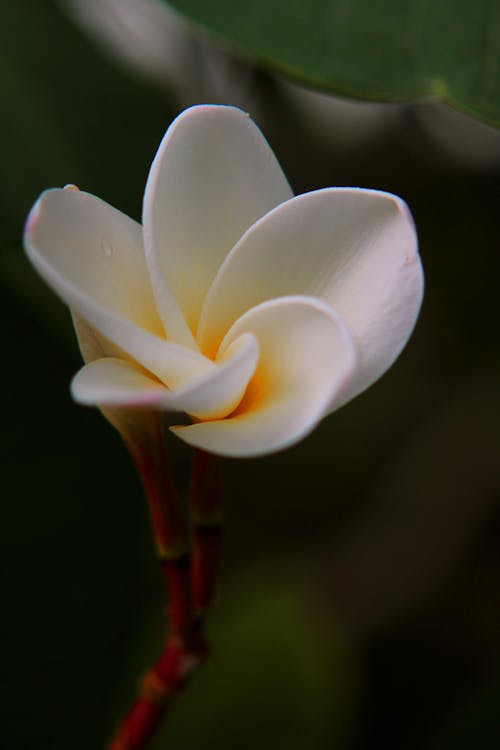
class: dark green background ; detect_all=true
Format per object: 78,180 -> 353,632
1,2 -> 499,748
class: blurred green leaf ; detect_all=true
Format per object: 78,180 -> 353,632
426,680 -> 500,750
148,569 -> 359,750
166,0 -> 500,125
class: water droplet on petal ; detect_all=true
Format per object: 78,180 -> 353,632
101,239 -> 113,258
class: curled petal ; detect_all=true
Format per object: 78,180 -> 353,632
71,333 -> 259,420
198,188 -> 423,406
72,358 -> 169,409
167,332 -> 259,419
24,188 -> 214,388
172,296 -> 357,457
69,315 -> 166,442
143,104 -> 293,339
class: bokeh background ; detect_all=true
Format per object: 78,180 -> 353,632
2,1 -> 499,748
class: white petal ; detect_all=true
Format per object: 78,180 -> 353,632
24,188 -> 214,388
164,332 -> 259,420
172,296 -> 357,457
72,358 -> 169,409
71,312 -> 126,364
25,188 -> 162,332
142,104 -> 293,339
199,188 -> 423,406
71,334 -> 259,420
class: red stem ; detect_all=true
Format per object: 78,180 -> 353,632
189,450 -> 223,617
108,420 -> 204,750
107,630 -> 207,750
124,420 -> 188,562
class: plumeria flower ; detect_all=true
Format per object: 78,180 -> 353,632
24,105 -> 423,457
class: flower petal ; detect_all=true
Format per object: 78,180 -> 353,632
142,104 -> 293,339
72,333 -> 259,420
167,332 -> 259,420
24,188 -> 214,388
172,296 -> 357,457
25,187 -> 162,332
71,312 -> 126,363
71,358 -> 169,409
199,188 -> 423,406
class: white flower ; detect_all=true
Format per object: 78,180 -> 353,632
24,105 -> 423,457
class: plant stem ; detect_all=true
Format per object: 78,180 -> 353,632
108,419 -> 206,750
125,419 -> 190,564
107,613 -> 207,750
189,449 -> 223,618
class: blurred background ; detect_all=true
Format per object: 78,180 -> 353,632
1,1 -> 499,748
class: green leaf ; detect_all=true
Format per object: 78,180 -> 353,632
166,0 -> 500,125
426,680 -> 500,750
152,569 -> 359,750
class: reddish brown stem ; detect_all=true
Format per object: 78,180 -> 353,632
189,449 -> 223,617
108,419 -> 202,750
108,631 -> 207,750
160,555 -> 193,636
124,419 -> 189,562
